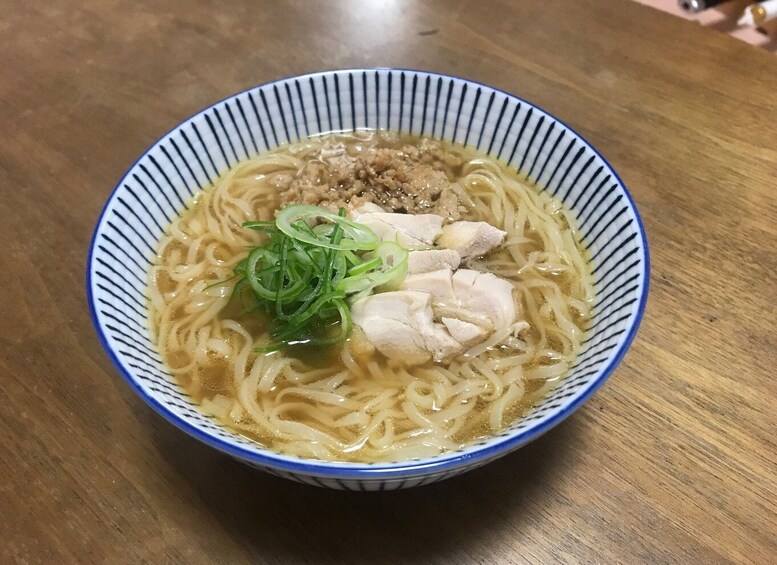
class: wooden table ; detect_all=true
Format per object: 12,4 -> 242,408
2,1 -> 775,562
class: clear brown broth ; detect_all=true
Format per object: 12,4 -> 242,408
151,133 -> 591,460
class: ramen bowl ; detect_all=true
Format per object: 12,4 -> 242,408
87,69 -> 649,490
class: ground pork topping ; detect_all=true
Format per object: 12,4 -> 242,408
272,137 -> 468,221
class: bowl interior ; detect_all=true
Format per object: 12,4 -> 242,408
87,69 -> 648,486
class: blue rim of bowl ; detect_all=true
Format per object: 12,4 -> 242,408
86,68 -> 650,479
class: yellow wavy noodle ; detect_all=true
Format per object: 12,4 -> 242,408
148,132 -> 594,462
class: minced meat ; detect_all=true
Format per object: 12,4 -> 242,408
272,136 -> 468,221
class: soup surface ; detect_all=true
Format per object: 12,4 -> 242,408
149,132 -> 594,462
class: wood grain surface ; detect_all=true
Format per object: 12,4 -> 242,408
1,0 -> 775,563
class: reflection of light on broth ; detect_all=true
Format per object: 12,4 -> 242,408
148,132 -> 594,463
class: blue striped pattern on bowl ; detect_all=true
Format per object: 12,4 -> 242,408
87,69 -> 649,490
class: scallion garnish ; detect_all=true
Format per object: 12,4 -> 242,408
229,204 -> 408,352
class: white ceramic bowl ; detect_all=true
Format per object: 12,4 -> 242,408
87,69 -> 649,490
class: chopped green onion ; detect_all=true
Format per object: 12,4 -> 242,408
334,242 -> 408,298
275,204 -> 379,251
242,220 -> 278,231
225,204 -> 408,352
347,257 -> 382,276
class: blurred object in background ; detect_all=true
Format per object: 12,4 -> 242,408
739,0 -> 777,26
636,0 -> 777,53
679,0 -> 731,13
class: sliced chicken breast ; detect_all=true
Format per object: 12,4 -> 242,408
402,268 -> 517,333
451,269 -> 516,330
351,290 -> 463,364
441,317 -> 488,346
436,221 -> 506,258
407,249 -> 461,274
350,208 -> 444,250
